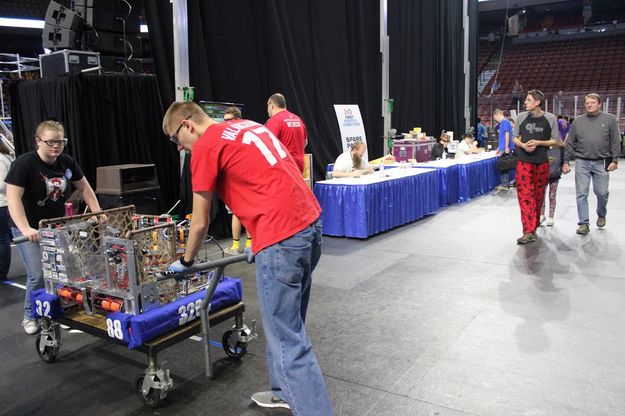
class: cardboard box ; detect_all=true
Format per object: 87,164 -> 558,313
96,164 -> 159,195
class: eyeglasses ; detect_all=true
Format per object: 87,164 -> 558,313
39,138 -> 68,147
169,115 -> 192,144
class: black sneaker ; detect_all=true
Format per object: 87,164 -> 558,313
251,391 -> 290,410
576,224 -> 590,235
597,217 -> 606,228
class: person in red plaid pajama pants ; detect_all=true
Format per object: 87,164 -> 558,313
512,90 -> 562,245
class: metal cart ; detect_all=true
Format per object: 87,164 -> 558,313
17,206 -> 257,408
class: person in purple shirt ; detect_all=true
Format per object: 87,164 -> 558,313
557,115 -> 570,141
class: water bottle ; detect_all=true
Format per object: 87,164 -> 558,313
64,202 -> 75,217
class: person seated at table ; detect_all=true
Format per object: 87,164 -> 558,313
431,132 -> 450,160
455,133 -> 479,158
332,140 -> 374,178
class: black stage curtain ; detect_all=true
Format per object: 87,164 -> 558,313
469,0 -> 479,128
145,0 -> 382,183
9,74 -> 180,211
389,0 -> 466,138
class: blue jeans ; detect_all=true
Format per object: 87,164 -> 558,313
0,207 -> 11,279
500,168 -> 516,186
254,219 -> 332,416
11,227 -> 43,319
574,159 -> 609,224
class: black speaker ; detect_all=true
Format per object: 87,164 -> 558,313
86,30 -> 142,56
44,1 -> 84,32
42,26 -> 81,50
74,0 -> 141,33
74,0 -> 143,13
99,55 -> 143,73
42,0 -> 85,50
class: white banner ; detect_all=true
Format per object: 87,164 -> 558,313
333,105 -> 368,157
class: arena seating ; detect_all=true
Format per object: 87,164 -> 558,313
477,40 -> 498,75
477,34 -> 625,130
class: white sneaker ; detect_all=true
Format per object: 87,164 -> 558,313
546,217 -> 554,226
539,215 -> 545,226
22,318 -> 39,335
251,391 -> 290,409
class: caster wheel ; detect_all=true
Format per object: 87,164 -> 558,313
135,375 -> 163,409
35,334 -> 59,363
222,330 -> 247,359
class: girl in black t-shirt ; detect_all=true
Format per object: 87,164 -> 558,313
5,120 -> 102,334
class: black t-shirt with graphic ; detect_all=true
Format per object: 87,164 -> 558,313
5,151 -> 84,228
515,112 -> 559,164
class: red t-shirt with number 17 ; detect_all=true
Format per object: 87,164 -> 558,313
191,119 -> 321,253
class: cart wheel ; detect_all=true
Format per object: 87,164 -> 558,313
35,334 -> 59,363
135,375 -> 163,409
222,330 -> 247,359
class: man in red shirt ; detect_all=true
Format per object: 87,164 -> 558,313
265,93 -> 307,173
163,101 -> 332,416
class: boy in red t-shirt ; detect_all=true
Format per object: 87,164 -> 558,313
163,101 -> 332,415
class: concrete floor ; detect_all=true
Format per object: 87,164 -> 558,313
1,163 -> 624,416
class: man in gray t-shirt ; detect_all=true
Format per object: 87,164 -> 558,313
563,93 -> 620,234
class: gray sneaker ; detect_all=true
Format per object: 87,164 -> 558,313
597,216 -> 606,228
223,246 -> 242,256
251,391 -> 290,410
516,233 -> 536,245
576,224 -> 590,235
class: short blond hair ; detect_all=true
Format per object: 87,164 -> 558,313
585,93 -> 601,104
162,101 -> 210,135
35,120 -> 64,139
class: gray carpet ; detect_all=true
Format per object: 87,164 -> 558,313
1,163 -> 624,416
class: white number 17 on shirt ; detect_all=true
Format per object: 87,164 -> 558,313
242,127 -> 288,166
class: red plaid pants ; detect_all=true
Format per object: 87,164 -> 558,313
516,160 -> 550,234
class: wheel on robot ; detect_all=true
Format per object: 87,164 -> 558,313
135,375 -> 163,408
35,333 -> 59,363
222,330 -> 247,359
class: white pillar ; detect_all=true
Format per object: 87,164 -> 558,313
616,97 -> 622,122
172,0 -> 189,102
604,98 -> 610,114
574,95 -> 578,117
172,0 -> 190,174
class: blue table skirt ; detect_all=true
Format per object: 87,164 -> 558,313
314,170 -> 439,238
411,165 -> 460,206
416,157 -> 499,204
457,157 -> 499,202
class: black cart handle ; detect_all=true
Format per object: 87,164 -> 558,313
156,251 -> 255,281
12,236 -> 30,244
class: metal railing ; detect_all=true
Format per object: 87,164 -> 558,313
477,90 -> 625,131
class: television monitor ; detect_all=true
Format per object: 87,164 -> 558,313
198,101 -> 244,122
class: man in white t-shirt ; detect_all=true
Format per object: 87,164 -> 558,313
332,141 -> 374,178
455,134 -> 479,158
